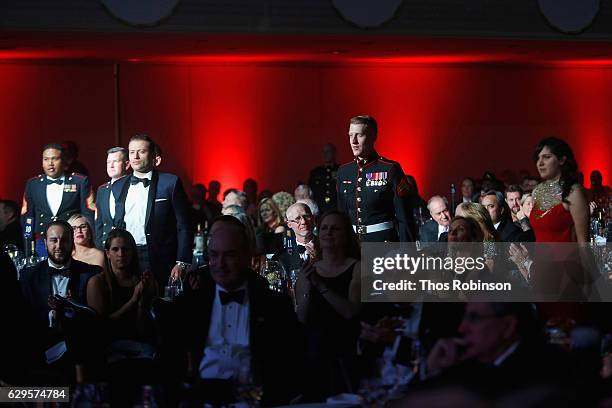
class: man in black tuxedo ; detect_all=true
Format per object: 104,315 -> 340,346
481,191 -> 525,242
423,302 -> 575,399
21,143 -> 95,257
94,147 -> 130,249
157,216 -> 304,406
19,221 -> 100,377
275,202 -> 317,273
113,134 -> 192,288
419,196 -> 450,245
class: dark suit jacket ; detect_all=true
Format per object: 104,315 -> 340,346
19,259 -> 99,364
94,178 -> 125,249
21,173 -> 95,235
157,270 -> 305,406
496,217 -> 524,242
421,338 -> 576,399
419,219 -> 440,243
114,171 -> 192,281
273,235 -> 314,274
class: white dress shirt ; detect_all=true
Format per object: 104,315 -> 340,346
125,171 -> 152,246
199,284 -> 251,380
493,341 -> 520,366
295,240 -> 312,262
109,177 -> 120,219
437,224 -> 449,240
48,258 -> 71,327
46,176 -> 65,216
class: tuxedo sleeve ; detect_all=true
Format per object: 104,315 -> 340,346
172,177 -> 193,263
79,177 -> 96,227
391,164 -> 414,242
94,186 -> 104,249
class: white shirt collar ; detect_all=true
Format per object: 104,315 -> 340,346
48,258 -> 72,270
493,341 -> 520,366
494,221 -> 501,230
133,170 -> 153,180
46,175 -> 65,182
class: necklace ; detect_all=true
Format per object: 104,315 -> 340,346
533,179 -> 563,214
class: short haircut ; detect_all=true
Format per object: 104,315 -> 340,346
44,220 -> 74,239
294,184 -> 313,199
210,215 -> 250,251
0,200 -> 19,217
350,115 -> 378,137
107,146 -> 128,161
42,143 -> 64,156
286,202 -> 312,220
427,195 -> 448,211
129,133 -> 156,151
483,190 -> 505,207
505,185 -> 523,198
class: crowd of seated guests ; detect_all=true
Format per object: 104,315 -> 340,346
2,135 -> 612,407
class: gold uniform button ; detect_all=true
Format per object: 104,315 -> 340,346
358,178 -> 362,182
357,197 -> 362,202
357,208 -> 362,213
358,218 -> 362,223
357,187 -> 362,192
359,168 -> 363,173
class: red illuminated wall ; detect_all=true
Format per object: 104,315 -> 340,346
1,62 -> 610,204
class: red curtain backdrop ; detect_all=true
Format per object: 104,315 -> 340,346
0,62 -> 610,203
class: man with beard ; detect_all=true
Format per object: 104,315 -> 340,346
19,221 -> 100,378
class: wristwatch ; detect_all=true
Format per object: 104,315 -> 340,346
176,261 -> 191,270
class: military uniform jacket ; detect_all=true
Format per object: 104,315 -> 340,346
21,173 -> 95,235
94,177 -> 126,249
336,153 -> 413,242
308,163 -> 339,212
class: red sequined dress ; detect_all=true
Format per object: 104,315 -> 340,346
530,181 -> 573,242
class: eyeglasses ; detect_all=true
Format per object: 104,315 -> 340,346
288,214 -> 313,224
72,224 -> 89,232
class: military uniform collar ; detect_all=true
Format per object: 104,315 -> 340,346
355,151 -> 379,167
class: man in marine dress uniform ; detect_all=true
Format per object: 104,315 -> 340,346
21,143 -> 95,257
336,116 -> 414,242
94,146 -> 130,249
308,143 -> 339,213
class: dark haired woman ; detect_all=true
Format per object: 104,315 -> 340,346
87,228 -> 158,343
295,210 -> 361,401
530,137 -> 589,243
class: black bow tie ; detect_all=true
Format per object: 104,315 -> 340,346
130,176 -> 150,188
219,290 -> 246,305
49,267 -> 70,278
46,178 -> 64,185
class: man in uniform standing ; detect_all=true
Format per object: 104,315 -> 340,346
21,143 -> 95,257
95,147 -> 130,248
308,143 -> 339,213
336,116 -> 413,242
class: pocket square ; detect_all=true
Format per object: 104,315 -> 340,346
155,198 -> 168,202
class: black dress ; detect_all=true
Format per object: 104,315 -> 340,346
304,261 -> 360,401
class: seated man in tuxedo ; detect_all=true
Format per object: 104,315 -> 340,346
481,191 -> 525,242
157,216 -> 304,406
423,302 -> 575,399
19,220 -> 100,380
419,196 -> 450,245
275,202 -> 317,273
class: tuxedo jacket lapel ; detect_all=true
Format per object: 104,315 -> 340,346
145,171 -> 159,231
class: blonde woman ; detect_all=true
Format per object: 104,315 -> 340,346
68,213 -> 105,268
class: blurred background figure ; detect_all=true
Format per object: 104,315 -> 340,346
61,140 -> 89,176
309,143 -> 339,213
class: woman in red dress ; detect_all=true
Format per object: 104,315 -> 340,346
530,137 -> 589,243
528,137 -> 592,321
